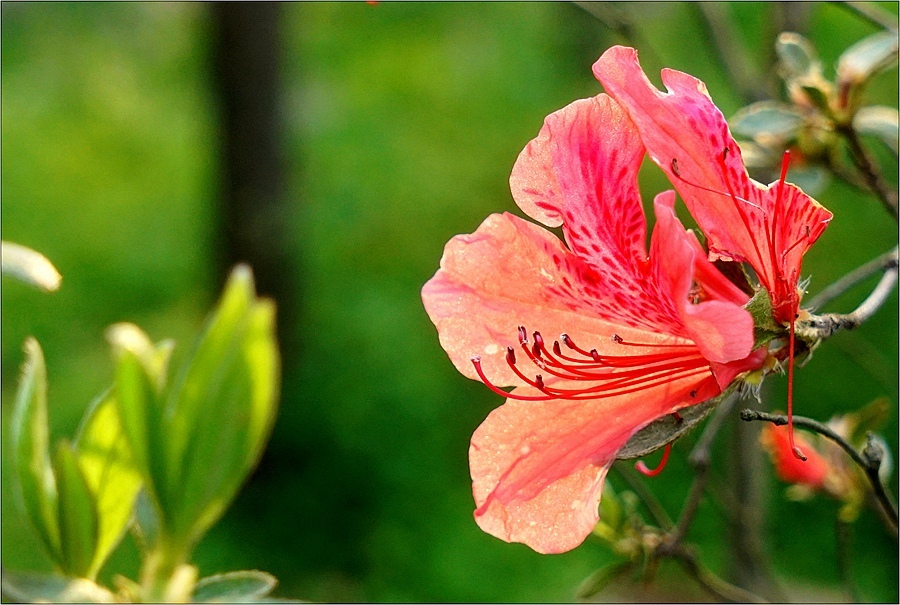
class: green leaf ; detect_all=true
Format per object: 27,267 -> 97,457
132,489 -> 161,553
11,337 -> 63,567
616,391 -> 725,460
74,393 -> 143,578
112,348 -> 167,515
798,83 -> 832,113
164,265 -> 280,544
1,241 -> 62,291
744,288 -> 783,347
54,441 -> 99,578
0,569 -> 116,603
775,32 -> 822,79
106,323 -> 175,390
576,562 -> 634,601
192,570 -> 278,603
854,105 -> 899,154
731,102 -> 806,146
838,30 -> 899,87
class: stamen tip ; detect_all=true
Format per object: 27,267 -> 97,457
792,446 -> 807,462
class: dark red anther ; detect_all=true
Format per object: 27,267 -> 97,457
535,374 -> 545,391
553,341 -> 563,356
561,333 -> 574,349
532,331 -> 544,357
636,442 -> 672,477
690,389 -> 697,398
612,334 -> 624,344
590,349 -> 601,362
518,326 -> 528,344
672,411 -> 683,422
506,346 -> 516,365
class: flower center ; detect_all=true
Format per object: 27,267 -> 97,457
470,327 -> 709,402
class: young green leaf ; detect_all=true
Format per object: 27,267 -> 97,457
1,241 -> 62,292
854,105 -> 900,154
163,266 -> 280,545
112,347 -> 168,518
731,101 -> 806,147
838,30 -> 899,88
192,570 -> 278,603
775,32 -> 822,80
53,441 -> 99,578
0,569 -> 116,604
74,393 -> 143,579
10,338 -> 63,567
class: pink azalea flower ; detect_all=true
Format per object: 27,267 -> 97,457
592,46 -> 833,326
421,47 -> 828,554
593,46 -> 833,459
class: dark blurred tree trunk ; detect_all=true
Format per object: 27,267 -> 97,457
211,1 -> 294,349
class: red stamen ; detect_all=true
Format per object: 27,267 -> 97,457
636,443 -> 672,477
471,327 -> 711,403
670,157 -> 762,210
611,334 -> 696,349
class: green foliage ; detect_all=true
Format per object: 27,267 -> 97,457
53,441 -> 98,577
192,570 -> 278,603
743,288 -> 784,348
110,266 -> 280,552
74,394 -> 143,578
0,569 -> 116,604
11,338 -> 62,568
1,241 -> 62,292
854,105 -> 900,153
5,265 -> 283,601
838,30 -> 900,89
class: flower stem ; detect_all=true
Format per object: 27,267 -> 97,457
740,409 -> 899,531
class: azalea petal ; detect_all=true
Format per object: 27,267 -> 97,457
470,376 -> 719,554
649,192 -> 755,364
593,46 -> 832,320
763,424 -> 830,488
510,94 -> 648,280
421,213 -> 694,385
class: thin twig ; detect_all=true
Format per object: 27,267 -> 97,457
740,409 -> 899,529
806,246 -> 899,310
666,543 -> 770,603
837,123 -> 900,220
669,392 -> 741,545
840,1 -> 900,31
800,262 -> 899,341
613,463 -> 674,531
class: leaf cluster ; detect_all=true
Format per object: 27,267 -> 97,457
3,266 -> 286,603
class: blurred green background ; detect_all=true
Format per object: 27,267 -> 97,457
2,2 -> 897,602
